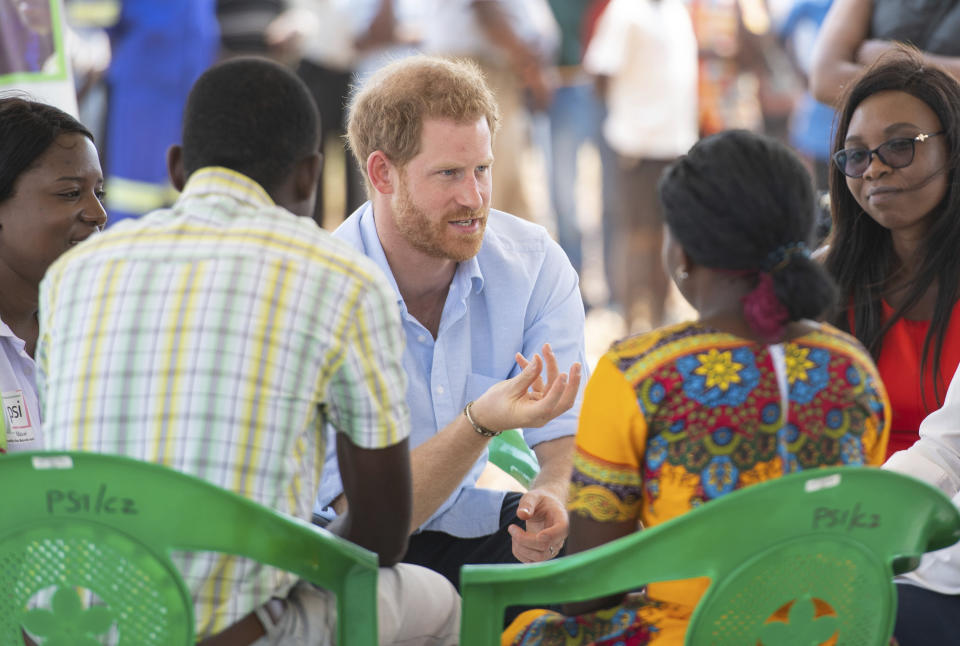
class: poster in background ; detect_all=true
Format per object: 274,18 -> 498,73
0,0 -> 78,116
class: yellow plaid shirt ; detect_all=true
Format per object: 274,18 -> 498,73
37,167 -> 409,637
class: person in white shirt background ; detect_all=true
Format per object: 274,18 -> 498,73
582,0 -> 698,332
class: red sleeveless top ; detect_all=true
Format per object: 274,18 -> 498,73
870,300 -> 960,457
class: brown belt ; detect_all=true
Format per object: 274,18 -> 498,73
197,598 -> 287,646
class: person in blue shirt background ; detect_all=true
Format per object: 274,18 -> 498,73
100,0 -> 219,225
777,0 -> 835,193
776,0 -> 835,243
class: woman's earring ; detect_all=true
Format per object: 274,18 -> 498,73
676,268 -> 689,282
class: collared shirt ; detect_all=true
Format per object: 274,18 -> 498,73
315,202 -> 587,538
0,317 -> 42,452
37,167 -> 409,638
886,362 -> 960,595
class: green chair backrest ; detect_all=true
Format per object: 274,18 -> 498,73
0,452 -> 379,646
460,466 -> 960,646
487,429 -> 540,489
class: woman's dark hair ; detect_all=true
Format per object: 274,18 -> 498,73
0,96 -> 94,204
824,46 -> 960,409
659,129 -> 838,337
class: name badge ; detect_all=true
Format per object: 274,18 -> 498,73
2,390 -> 35,443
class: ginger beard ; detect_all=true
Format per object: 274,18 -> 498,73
393,169 -> 487,262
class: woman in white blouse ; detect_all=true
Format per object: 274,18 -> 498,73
0,97 -> 105,452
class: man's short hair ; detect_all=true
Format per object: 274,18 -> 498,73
346,55 -> 500,179
182,57 -> 320,192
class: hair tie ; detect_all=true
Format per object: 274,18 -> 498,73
764,241 -> 810,273
741,273 -> 790,342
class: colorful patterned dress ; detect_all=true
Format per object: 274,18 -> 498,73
504,321 -> 890,645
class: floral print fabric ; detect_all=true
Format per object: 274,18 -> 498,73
506,322 -> 890,645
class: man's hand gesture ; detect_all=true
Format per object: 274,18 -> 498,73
468,343 -> 581,432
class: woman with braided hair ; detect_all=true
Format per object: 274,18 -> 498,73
503,129 -> 890,646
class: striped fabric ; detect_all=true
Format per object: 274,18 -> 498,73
36,166 -> 410,638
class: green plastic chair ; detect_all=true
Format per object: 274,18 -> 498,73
487,429 -> 540,489
0,451 -> 379,646
460,466 -> 960,645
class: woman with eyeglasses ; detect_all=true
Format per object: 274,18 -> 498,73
825,47 -> 960,646
0,97 -> 106,454
825,48 -> 960,461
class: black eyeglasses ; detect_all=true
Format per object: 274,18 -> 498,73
833,131 -> 945,178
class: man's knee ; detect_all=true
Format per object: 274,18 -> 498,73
378,564 -> 461,646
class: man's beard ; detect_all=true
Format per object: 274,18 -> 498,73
394,181 -> 487,262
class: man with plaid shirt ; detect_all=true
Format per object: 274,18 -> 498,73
36,57 -> 459,645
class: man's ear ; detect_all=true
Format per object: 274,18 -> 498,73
294,151 -> 323,203
366,151 -> 396,195
167,145 -> 186,191
680,248 -> 695,275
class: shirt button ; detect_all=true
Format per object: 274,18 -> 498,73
417,335 -> 427,343
436,386 -> 445,395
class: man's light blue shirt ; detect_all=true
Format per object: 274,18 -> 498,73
315,202 -> 587,537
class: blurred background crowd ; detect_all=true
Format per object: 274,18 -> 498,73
2,0 -> 838,361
